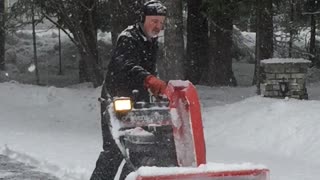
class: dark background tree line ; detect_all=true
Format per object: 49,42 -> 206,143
0,0 -> 319,89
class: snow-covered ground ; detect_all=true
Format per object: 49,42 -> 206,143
2,25 -> 320,180
1,80 -> 320,180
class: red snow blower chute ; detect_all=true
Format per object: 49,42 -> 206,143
110,80 -> 270,180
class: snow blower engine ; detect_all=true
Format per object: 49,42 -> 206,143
109,80 -> 270,180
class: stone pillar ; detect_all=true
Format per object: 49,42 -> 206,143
260,58 -> 311,99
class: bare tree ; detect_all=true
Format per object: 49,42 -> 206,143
37,0 -> 104,87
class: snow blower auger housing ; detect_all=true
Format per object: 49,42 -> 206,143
109,80 -> 270,180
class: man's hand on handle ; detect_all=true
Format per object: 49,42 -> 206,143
144,75 -> 167,97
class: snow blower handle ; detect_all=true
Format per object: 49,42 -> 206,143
98,97 -> 108,106
144,75 -> 167,98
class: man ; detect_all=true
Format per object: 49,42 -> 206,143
90,1 -> 167,180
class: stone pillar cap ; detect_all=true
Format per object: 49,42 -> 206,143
261,58 -> 311,65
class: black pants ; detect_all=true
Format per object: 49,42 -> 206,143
90,90 -> 133,180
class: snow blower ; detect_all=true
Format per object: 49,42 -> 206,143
109,80 -> 270,180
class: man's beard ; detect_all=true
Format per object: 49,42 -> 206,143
150,28 -> 160,38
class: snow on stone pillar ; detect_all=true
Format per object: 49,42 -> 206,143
260,58 -> 311,100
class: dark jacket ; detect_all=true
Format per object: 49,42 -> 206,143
103,23 -> 159,101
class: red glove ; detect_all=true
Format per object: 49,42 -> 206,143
144,75 -> 167,96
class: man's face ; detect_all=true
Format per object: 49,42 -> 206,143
143,15 -> 166,38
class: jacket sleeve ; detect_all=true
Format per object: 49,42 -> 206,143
112,35 -> 151,86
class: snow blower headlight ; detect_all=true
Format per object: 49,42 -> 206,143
113,97 -> 132,113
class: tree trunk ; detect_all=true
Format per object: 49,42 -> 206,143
185,0 -> 209,84
0,0 -> 4,70
162,0 -> 184,80
58,26 -> 62,75
38,0 -> 105,87
213,14 -> 237,86
254,0 -> 273,93
79,59 -> 90,82
31,2 -> 40,85
80,52 -> 103,87
78,0 -> 103,87
258,0 -> 273,60
310,13 -> 316,65
289,0 -> 294,58
254,0 -> 261,93
304,0 -> 318,67
202,0 -> 237,86
200,24 -> 216,85
110,0 -> 124,46
247,3 -> 255,32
